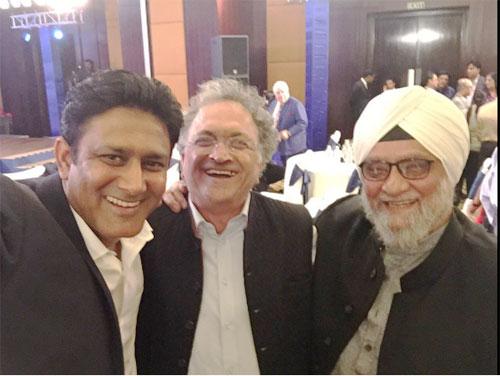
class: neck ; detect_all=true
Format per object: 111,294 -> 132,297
102,237 -> 122,258
196,200 -> 246,234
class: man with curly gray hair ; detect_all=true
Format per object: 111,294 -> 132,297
136,78 -> 313,374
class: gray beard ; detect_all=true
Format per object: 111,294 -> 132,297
361,179 -> 454,251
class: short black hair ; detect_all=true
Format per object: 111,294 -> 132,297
437,70 -> 450,77
421,70 -> 436,86
466,60 -> 482,70
362,69 -> 375,78
61,69 -> 183,153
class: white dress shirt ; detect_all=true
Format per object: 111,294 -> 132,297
70,207 -> 153,375
333,226 -> 446,375
360,77 -> 368,90
187,194 -> 260,375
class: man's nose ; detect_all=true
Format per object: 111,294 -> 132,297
118,159 -> 147,195
208,142 -> 232,162
381,165 -> 410,195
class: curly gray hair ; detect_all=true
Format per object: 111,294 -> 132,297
178,78 -> 278,166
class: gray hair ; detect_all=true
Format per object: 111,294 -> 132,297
457,78 -> 473,91
178,78 -> 278,166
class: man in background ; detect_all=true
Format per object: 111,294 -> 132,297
350,69 -> 375,122
267,80 -> 308,166
436,70 -> 455,99
421,70 -> 438,90
466,59 -> 488,107
382,77 -> 397,91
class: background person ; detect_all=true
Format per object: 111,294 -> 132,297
436,70 -> 456,98
350,69 -> 375,123
267,80 -> 308,166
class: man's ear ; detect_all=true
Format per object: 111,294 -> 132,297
54,137 -> 73,180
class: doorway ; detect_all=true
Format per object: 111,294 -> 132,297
368,8 -> 467,92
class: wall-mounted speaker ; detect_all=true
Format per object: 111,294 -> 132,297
211,35 -> 249,82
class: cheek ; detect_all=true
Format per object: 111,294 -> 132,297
148,173 -> 168,198
362,181 -> 382,200
413,182 -> 437,198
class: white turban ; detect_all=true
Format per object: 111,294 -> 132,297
352,86 -> 470,185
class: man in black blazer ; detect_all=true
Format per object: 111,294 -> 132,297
466,59 -> 488,107
1,175 -> 117,373
3,70 -> 183,374
136,78 -> 313,374
350,69 -> 375,123
313,86 -> 497,374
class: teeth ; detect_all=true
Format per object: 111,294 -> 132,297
386,200 -> 415,206
106,196 -> 140,208
206,169 -> 236,177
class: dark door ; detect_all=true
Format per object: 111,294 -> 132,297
369,8 -> 466,93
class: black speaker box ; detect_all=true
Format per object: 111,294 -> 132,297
211,35 -> 249,81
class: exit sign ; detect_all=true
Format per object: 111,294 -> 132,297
407,1 -> 426,10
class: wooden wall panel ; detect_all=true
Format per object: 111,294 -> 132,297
267,0 -> 306,101
216,0 -> 267,93
183,0 -> 219,98
105,0 -> 124,69
328,0 -> 498,141
148,0 -> 189,108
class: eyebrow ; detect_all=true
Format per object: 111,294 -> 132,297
194,130 -> 250,139
365,154 -> 435,162
95,146 -> 169,160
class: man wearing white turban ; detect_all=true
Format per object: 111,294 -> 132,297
312,86 -> 497,374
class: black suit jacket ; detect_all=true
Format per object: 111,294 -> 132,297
136,192 -> 313,374
9,174 -> 125,374
312,195 -> 497,374
350,79 -> 372,122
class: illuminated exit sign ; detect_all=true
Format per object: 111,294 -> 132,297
407,1 -> 426,10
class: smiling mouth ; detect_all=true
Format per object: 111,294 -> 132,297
106,195 -> 141,208
206,169 -> 237,178
383,199 -> 417,208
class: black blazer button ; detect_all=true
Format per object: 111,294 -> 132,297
370,268 -> 377,279
178,358 -> 187,367
253,308 -> 261,314
344,304 -> 353,314
245,271 -> 253,277
323,336 -> 332,346
259,346 -> 268,353
185,320 -> 195,330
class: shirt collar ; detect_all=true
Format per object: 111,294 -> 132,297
188,193 -> 251,235
361,77 -> 368,89
69,206 -> 153,261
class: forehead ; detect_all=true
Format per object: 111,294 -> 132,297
367,139 -> 436,161
79,107 -> 170,152
190,100 -> 258,138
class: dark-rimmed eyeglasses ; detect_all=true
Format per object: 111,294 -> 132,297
360,158 -> 434,181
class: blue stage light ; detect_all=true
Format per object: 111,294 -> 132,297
23,32 -> 31,42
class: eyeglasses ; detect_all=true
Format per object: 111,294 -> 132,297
360,158 -> 434,181
188,135 -> 257,154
